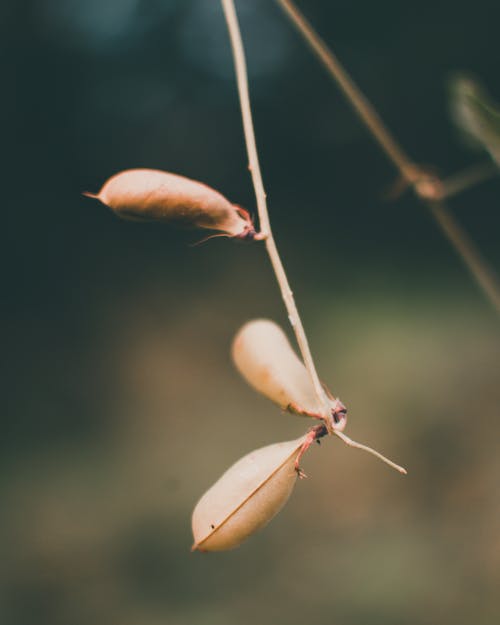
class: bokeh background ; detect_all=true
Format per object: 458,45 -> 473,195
3,1 -> 500,624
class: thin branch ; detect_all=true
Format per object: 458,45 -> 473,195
274,0 -> 418,182
334,430 -> 407,474
428,201 -> 500,312
220,0 -> 332,431
275,0 -> 500,314
221,0 -> 407,473
438,161 -> 499,200
414,161 -> 499,201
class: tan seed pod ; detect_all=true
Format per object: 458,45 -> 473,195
232,319 -> 346,428
191,435 -> 308,552
84,168 -> 261,240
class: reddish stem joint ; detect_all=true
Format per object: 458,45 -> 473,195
294,424 -> 328,478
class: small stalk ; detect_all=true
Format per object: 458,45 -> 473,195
220,0 -> 333,430
274,0 -> 500,315
221,0 -> 407,475
333,430 -> 407,475
428,201 -> 500,312
438,161 -> 499,200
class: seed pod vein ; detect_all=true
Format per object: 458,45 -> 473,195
191,436 -> 307,552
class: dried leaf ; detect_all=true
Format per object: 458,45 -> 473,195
84,168 -> 259,239
232,319 -> 346,426
191,436 -> 307,552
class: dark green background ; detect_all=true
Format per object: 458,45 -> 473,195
3,2 -> 499,624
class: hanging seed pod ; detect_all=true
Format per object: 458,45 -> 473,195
84,168 -> 262,240
232,319 -> 346,428
192,435 -> 308,552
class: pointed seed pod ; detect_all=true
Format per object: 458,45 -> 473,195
232,319 -> 346,429
84,168 -> 261,240
191,435 -> 307,552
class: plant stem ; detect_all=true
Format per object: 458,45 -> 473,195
439,161 -> 499,200
428,201 -> 500,311
334,430 -> 407,474
221,0 -> 408,473
275,0 -> 500,315
220,0 -> 332,431
275,0 -> 417,182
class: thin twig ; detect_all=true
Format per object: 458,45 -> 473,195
414,161 -> 499,201
334,430 -> 407,474
221,0 -> 408,473
274,0 -> 417,182
438,161 -> 499,200
275,0 -> 500,314
220,0 -> 332,431
428,201 -> 500,311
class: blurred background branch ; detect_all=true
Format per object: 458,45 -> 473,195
275,0 -> 500,314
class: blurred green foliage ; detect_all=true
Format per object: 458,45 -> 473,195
449,73 -> 500,164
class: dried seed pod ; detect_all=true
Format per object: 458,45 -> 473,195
232,319 -> 346,428
84,168 -> 261,240
191,435 -> 307,552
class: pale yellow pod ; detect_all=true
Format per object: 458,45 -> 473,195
191,436 -> 306,552
232,319 -> 346,425
84,168 -> 258,239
